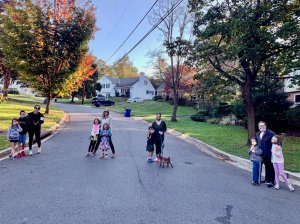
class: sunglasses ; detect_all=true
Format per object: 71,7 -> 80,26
35,107 -> 40,110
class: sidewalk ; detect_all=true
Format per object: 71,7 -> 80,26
132,116 -> 300,187
0,113 -> 70,159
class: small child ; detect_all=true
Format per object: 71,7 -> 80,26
18,110 -> 28,157
271,135 -> 294,192
7,118 -> 23,159
248,138 -> 263,185
146,126 -> 155,163
99,123 -> 111,159
86,118 -> 101,156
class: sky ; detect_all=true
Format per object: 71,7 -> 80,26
89,0 -> 165,76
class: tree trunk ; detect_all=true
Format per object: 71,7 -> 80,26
71,92 -> 75,103
171,89 -> 178,122
45,96 -> 51,114
2,69 -> 11,97
242,78 -> 256,144
81,84 -> 85,105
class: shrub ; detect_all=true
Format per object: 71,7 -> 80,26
212,102 -> 233,118
153,95 -> 162,101
190,110 -> 209,122
219,114 -> 238,125
206,118 -> 221,124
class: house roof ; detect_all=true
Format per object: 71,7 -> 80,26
157,83 -> 166,91
106,77 -> 139,87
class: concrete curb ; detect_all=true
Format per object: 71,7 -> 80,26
131,116 -> 300,187
0,113 -> 70,159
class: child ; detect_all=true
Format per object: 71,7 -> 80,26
271,135 -> 294,191
18,110 -> 28,157
146,126 -> 155,163
248,138 -> 263,185
7,118 -> 23,159
86,118 -> 101,156
99,123 -> 111,159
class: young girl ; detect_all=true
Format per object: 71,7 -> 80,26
86,118 -> 101,156
7,118 -> 23,159
248,138 -> 263,185
146,126 -> 155,163
271,135 -> 294,192
99,123 -> 111,159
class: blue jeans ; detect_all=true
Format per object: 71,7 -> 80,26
252,160 -> 262,183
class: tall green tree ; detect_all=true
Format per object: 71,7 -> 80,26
0,0 -> 96,113
112,56 -> 138,78
189,0 -> 300,141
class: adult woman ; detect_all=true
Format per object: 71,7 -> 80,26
152,113 -> 167,161
27,105 -> 44,155
94,109 -> 115,158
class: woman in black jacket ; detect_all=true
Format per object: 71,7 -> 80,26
27,105 -> 44,155
151,113 -> 167,161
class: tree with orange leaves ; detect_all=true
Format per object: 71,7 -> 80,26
58,54 -> 97,99
0,0 -> 96,113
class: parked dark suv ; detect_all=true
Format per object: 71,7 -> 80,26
92,97 -> 115,106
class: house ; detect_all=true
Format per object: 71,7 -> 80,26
97,72 -> 155,100
0,78 -> 35,96
284,71 -> 300,107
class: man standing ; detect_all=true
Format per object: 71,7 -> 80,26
256,121 -> 275,188
27,105 -> 44,156
152,113 -> 167,162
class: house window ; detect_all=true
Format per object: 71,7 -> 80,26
295,94 -> 300,104
146,90 -> 149,94
144,81 -> 147,85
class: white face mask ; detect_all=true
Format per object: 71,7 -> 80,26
13,121 -> 18,125
20,114 -> 25,118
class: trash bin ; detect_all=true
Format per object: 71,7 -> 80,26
124,108 -> 131,117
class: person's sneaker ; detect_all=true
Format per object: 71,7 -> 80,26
267,183 -> 274,188
111,154 -> 115,158
147,158 -> 153,163
104,154 -> 108,159
85,153 -> 90,157
99,155 -> 104,159
37,147 -> 41,154
29,150 -> 33,156
261,180 -> 268,184
252,182 -> 257,186
274,184 -> 280,190
288,184 -> 294,192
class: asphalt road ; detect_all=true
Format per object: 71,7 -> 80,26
0,103 -> 299,224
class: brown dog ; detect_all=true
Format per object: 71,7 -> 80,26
158,155 -> 173,168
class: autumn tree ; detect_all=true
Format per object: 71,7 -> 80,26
97,59 -> 114,77
58,54 -> 97,103
0,0 -> 96,113
112,56 -> 139,78
149,0 -> 193,121
189,0 -> 300,141
0,0 -> 18,97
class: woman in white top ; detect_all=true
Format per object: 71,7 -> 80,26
94,109 -> 115,158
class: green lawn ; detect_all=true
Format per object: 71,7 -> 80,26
110,101 -> 197,117
0,96 -> 64,150
144,118 -> 300,172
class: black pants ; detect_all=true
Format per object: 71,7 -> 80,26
88,140 -> 97,152
93,137 -> 115,154
263,157 -> 275,184
28,128 -> 41,150
154,140 -> 163,155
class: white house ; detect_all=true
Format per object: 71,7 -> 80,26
97,72 -> 155,100
0,78 -> 35,96
284,70 -> 300,107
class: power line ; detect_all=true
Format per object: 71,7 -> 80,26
103,0 -> 135,43
112,0 -> 184,67
106,0 -> 160,63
